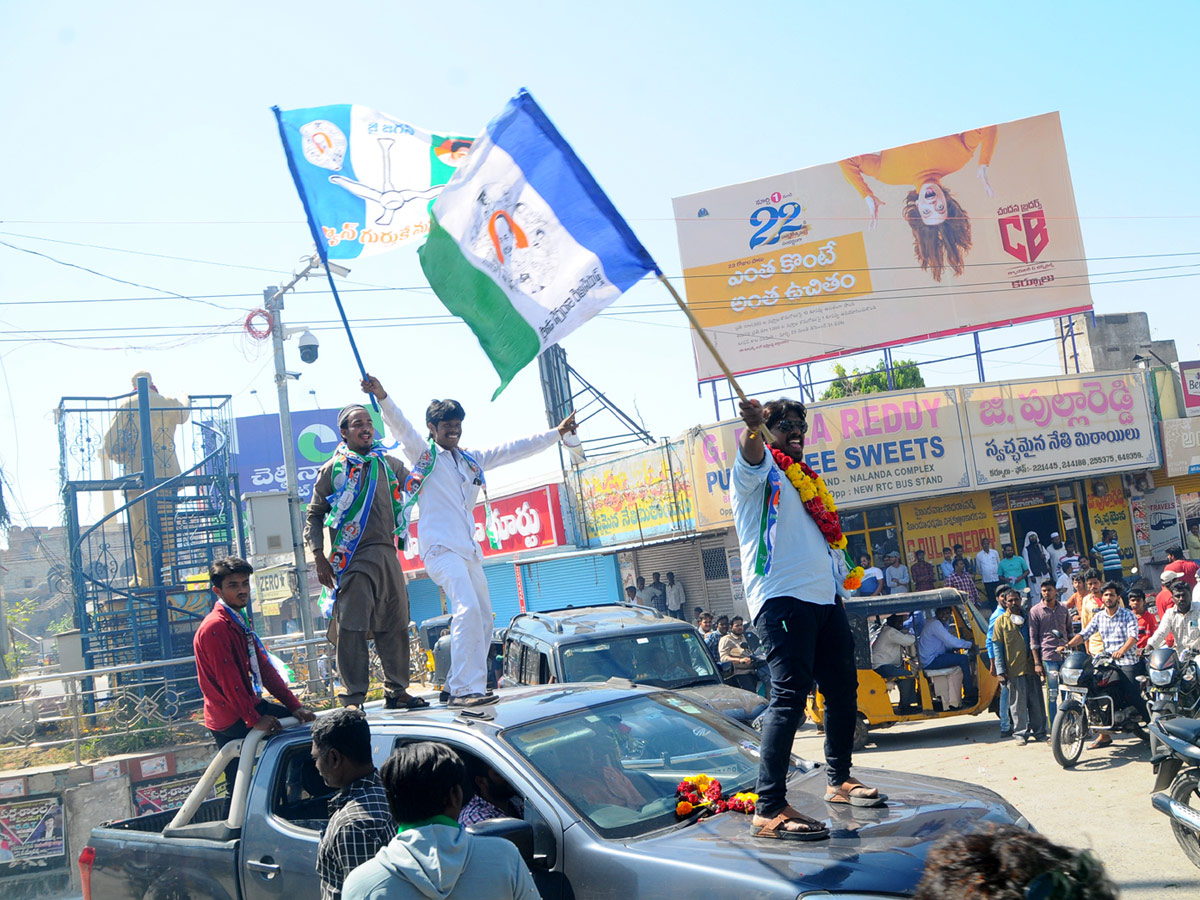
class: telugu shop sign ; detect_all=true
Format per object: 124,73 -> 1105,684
687,370 -> 1158,530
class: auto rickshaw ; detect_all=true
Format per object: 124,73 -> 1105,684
807,587 -> 999,749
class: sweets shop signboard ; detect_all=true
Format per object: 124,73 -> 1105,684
962,372 -> 1157,490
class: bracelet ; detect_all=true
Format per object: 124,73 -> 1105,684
747,430 -> 759,440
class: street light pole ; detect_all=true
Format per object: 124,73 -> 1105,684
263,257 -> 321,691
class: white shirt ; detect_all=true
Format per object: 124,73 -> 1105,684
1047,543 -> 1068,575
665,581 -> 686,611
1148,606 -> 1200,652
1055,571 -> 1074,595
885,564 -> 911,592
871,625 -> 916,668
381,396 -> 560,559
731,449 -> 836,622
975,548 -> 1000,582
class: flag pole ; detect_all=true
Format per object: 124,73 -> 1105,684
271,105 -> 377,411
655,271 -> 774,441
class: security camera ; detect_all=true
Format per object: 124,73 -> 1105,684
298,330 -> 319,364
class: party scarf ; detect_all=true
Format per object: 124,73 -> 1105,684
217,599 -> 268,695
400,439 -> 501,551
318,441 -> 405,617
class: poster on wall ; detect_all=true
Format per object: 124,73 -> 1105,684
673,112 -> 1091,381
963,372 -> 1157,489
0,796 -> 65,864
134,776 -> 210,815
1084,475 -> 1135,571
687,387 -> 970,523
1131,487 -> 1181,563
573,443 -> 695,546
898,492 -> 999,561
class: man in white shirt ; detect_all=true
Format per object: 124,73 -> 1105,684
664,571 -> 686,620
1055,561 -> 1075,597
1148,582 -> 1200,653
884,553 -> 911,594
362,376 -> 574,708
871,614 -> 917,711
975,538 -> 1001,611
1046,532 -> 1068,577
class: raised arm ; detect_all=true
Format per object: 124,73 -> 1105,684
361,375 -> 428,463
473,411 -> 574,469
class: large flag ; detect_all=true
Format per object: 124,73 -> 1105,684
274,104 -> 475,260
418,89 -> 657,396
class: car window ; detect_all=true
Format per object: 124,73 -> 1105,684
560,632 -> 716,688
270,742 -> 335,831
504,693 -> 759,839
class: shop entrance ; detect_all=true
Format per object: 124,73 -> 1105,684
1010,505 -> 1061,552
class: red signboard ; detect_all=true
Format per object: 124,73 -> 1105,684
398,484 -> 566,573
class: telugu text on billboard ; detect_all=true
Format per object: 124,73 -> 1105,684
898,492 -> 1000,560
1162,418 -> 1200,477
573,443 -> 695,547
0,796 -> 64,863
672,112 -> 1091,381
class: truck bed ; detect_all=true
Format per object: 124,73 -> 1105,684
103,796 -> 231,834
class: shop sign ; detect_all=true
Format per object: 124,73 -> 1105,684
399,484 -> 566,571
1084,475 -> 1136,567
1162,418 -> 1200,477
254,566 -> 296,603
572,444 -> 694,547
1131,486 -> 1181,562
687,388 -> 971,528
898,492 -> 999,560
0,796 -> 64,863
964,372 -> 1157,489
1181,360 -> 1200,418
134,776 -> 211,815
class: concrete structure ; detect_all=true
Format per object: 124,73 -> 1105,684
1057,311 -> 1178,374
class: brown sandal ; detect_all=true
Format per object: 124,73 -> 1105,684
825,782 -> 888,808
750,807 -> 829,841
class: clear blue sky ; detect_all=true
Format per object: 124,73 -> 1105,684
2,1 -> 1197,529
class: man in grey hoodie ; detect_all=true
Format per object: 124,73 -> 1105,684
342,742 -> 540,900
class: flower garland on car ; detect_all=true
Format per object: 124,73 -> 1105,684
675,773 -> 760,818
768,447 -> 864,590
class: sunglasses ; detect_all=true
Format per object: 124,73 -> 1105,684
772,417 -> 809,434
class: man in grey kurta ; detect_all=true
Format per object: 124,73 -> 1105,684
305,406 -> 426,710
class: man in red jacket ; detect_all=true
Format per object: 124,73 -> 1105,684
195,557 -> 315,794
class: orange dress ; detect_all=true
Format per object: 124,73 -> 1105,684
839,127 -> 998,198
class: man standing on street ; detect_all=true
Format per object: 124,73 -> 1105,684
992,589 -> 1047,745
885,552 -> 911,594
1188,523 -> 1200,559
910,549 -> 936,592
1164,546 -> 1200,591
306,405 -> 425,711
945,557 -> 980,608
975,538 -> 1001,610
342,742 -> 540,900
1029,581 -> 1071,722
997,542 -> 1030,593
646,573 -> 668,614
1095,529 -> 1125,584
938,547 -> 955,583
195,557 -> 315,794
313,710 -> 395,900
733,397 -> 884,841
664,571 -> 686,620
362,375 -> 574,708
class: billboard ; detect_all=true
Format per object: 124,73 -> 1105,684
235,408 -> 382,502
1181,360 -> 1200,418
672,112 -> 1091,381
1162,418 -> 1200,477
573,442 -> 694,546
0,796 -> 64,863
399,484 -> 567,572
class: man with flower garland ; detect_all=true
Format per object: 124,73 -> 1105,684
361,375 -> 576,708
306,405 -> 426,710
733,397 -> 885,842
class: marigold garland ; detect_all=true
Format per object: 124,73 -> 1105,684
769,448 -> 864,590
675,773 -> 760,818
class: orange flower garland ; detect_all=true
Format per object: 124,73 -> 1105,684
675,773 -> 759,818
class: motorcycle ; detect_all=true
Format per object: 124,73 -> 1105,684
1050,629 -> 1149,768
1149,715 -> 1200,869
1148,646 -> 1200,759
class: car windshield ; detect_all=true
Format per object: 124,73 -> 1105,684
559,631 -> 717,688
503,692 -> 760,838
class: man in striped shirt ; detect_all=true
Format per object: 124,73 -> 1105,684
1095,530 -> 1125,584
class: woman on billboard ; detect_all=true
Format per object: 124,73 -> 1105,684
839,126 -> 998,282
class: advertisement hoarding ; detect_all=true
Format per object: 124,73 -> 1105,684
0,796 -> 64,863
1161,418 -> 1200,477
399,484 -> 566,572
1131,486 -> 1181,562
672,112 -> 1090,381
897,492 -> 1000,560
573,443 -> 694,547
1181,360 -> 1200,418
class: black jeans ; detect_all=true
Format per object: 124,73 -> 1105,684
753,596 -> 858,814
209,700 -> 290,795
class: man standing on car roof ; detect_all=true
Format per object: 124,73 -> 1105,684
733,398 -> 886,843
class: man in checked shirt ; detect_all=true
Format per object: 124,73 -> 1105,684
312,710 -> 395,900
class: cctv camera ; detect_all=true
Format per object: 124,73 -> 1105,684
298,330 -> 319,364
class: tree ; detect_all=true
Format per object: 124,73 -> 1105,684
820,358 -> 925,400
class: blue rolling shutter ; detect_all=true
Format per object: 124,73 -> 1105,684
516,554 -> 623,614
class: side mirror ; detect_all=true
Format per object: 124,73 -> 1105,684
717,661 -> 734,677
1050,629 -> 1064,640
465,816 -> 536,866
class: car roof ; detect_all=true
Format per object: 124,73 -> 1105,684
507,603 -> 691,640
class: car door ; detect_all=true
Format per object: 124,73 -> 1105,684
238,733 -> 332,900
386,725 -> 571,900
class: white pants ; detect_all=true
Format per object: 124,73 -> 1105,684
424,548 -> 492,697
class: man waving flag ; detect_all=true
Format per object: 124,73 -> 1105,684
418,89 -> 658,397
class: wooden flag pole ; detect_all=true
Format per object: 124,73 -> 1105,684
655,272 -> 774,443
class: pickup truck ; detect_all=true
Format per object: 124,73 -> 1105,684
82,684 -> 1032,900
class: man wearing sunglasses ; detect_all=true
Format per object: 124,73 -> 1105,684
733,398 -> 884,843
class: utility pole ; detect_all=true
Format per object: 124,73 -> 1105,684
263,255 -> 322,690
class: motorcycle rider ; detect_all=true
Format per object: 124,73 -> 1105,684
1147,581 -> 1200,653
1065,581 -> 1147,749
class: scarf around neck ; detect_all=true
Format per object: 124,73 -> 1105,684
400,439 -> 501,551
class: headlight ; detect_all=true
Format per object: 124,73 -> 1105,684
1150,667 -> 1176,686
1061,669 -> 1082,686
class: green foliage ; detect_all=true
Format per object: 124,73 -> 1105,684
820,358 -> 926,400
2,596 -> 38,677
46,612 -> 75,635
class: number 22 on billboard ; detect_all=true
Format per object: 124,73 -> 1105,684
999,208 -> 1049,263
749,202 -> 807,249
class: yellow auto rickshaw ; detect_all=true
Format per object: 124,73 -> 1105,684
808,588 -> 1000,749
